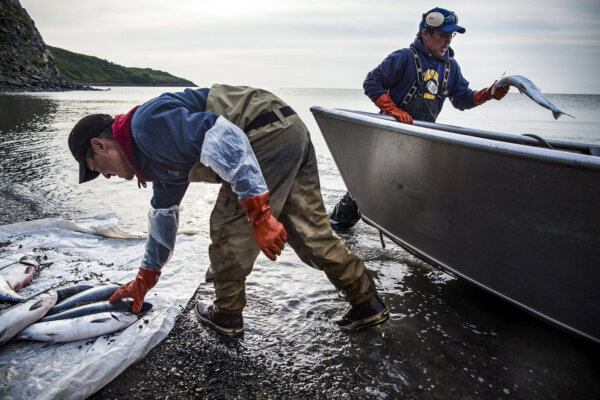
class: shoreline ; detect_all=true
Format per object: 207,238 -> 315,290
0,84 -> 97,93
0,84 -> 192,93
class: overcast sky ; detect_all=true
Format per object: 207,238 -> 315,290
19,0 -> 600,94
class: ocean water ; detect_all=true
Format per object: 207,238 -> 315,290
0,87 -> 599,399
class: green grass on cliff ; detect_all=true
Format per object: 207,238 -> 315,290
48,46 -> 195,86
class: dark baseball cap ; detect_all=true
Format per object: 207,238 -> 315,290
68,114 -> 114,183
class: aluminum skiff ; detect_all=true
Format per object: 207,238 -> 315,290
311,106 -> 600,343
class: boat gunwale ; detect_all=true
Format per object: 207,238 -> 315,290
310,106 -> 600,171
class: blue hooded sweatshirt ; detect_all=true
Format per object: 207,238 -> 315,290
363,38 -> 477,112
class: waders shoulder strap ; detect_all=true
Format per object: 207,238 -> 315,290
399,47 -> 422,110
439,60 -> 451,97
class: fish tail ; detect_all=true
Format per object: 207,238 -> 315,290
553,110 -> 576,120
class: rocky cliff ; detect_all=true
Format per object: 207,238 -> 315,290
0,0 -> 83,91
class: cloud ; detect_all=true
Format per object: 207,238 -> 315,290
19,0 -> 600,93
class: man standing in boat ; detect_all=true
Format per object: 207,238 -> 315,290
67,85 -> 390,336
330,7 -> 509,230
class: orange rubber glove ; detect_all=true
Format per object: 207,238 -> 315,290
473,81 -> 509,105
240,192 -> 287,261
109,268 -> 161,314
375,93 -> 413,125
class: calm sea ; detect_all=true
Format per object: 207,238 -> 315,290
0,87 -> 598,399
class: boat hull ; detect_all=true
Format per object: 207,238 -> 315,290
311,106 -> 600,343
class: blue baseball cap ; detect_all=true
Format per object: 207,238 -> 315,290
420,8 -> 466,34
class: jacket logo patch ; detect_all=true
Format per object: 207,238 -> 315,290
423,69 -> 440,99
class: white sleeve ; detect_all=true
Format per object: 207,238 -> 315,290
200,116 -> 268,199
141,206 -> 179,270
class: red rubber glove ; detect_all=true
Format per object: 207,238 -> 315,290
375,93 -> 413,125
473,81 -> 509,105
240,192 -> 287,261
109,268 -> 161,314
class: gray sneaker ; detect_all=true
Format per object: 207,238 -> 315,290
334,294 -> 390,331
195,301 -> 244,336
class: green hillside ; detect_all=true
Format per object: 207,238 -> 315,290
48,46 -> 196,86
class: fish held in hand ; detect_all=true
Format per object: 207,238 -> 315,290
40,300 -> 152,322
493,75 -> 575,120
46,283 -> 121,316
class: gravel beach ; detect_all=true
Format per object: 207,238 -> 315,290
0,189 -> 360,400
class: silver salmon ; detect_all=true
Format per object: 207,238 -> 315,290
0,279 -> 26,303
16,311 -> 138,343
53,283 -> 96,303
0,254 -> 38,271
46,283 -> 121,316
0,290 -> 58,346
494,75 -> 575,120
16,254 -> 38,268
40,300 -> 152,322
0,260 -> 37,292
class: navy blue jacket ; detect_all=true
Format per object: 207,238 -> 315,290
131,88 -> 267,210
363,38 -> 477,111
129,87 -> 268,271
